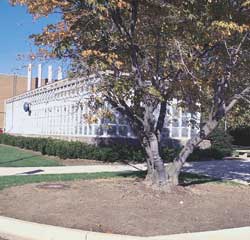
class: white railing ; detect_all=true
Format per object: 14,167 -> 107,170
4,76 -> 199,141
4,75 -> 135,139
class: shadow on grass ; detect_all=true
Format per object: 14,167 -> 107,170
180,172 -> 218,186
115,170 -> 147,178
116,171 -> 218,186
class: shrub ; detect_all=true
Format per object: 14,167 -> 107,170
188,147 -> 226,161
187,127 -> 233,161
161,148 -> 180,162
0,131 -> 233,163
207,127 -> 233,157
229,126 -> 250,146
0,134 -> 146,162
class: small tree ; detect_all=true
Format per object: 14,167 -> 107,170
226,100 -> 250,128
11,0 -> 250,189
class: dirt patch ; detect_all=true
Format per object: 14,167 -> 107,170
0,178 -> 250,236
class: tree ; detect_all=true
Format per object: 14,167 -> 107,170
226,100 -> 250,128
11,0 -> 250,189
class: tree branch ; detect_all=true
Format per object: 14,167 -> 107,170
156,101 -> 167,133
130,0 -> 138,37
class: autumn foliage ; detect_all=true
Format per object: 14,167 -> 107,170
10,0 -> 250,187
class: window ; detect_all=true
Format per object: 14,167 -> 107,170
172,128 -> 179,138
119,126 -> 128,136
181,128 -> 189,138
107,125 -> 117,136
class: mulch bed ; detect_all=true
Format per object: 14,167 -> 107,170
0,178 -> 250,236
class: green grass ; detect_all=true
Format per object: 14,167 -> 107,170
0,144 -> 61,167
0,171 -> 216,191
179,172 -> 214,185
0,171 -> 146,190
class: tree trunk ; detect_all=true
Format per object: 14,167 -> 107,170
167,119 -> 219,185
143,133 -> 167,188
143,133 -> 184,188
142,118 -> 221,189
164,91 -> 245,187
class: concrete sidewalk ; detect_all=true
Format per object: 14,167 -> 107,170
0,164 -> 147,176
184,159 -> 250,185
1,216 -> 250,240
0,159 -> 250,185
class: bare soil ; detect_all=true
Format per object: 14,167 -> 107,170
0,178 -> 250,237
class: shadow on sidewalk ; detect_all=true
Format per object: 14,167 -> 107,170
184,159 -> 250,183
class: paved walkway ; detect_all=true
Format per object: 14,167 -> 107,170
184,159 -> 250,184
0,164 -> 147,176
0,159 -> 250,184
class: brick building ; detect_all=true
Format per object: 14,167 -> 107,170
0,74 -> 33,131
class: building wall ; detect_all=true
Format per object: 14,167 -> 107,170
4,76 -> 200,145
0,74 -> 37,130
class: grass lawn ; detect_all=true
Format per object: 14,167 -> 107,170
0,171 -> 145,190
0,171 -> 213,191
0,144 -> 61,167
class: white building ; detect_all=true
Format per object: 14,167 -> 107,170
4,65 -> 199,145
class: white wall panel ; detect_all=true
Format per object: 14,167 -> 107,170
4,77 -> 198,140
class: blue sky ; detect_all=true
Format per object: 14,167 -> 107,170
0,0 -> 66,78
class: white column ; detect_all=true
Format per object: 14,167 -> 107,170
38,64 -> 42,87
77,105 -> 81,135
179,108 -> 182,138
59,105 -> 63,135
48,65 -> 53,83
116,113 -> 119,136
71,105 -> 74,135
64,105 -> 67,135
46,107 -> 49,135
27,63 -> 32,91
67,105 -> 70,135
169,106 -> 173,138
58,66 -> 63,80
188,113 -> 192,139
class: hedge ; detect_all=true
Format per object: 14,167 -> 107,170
0,133 -> 232,162
188,127 -> 233,161
0,134 -> 145,162
229,126 -> 250,146
207,127 -> 233,157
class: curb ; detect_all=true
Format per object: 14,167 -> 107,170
1,216 -> 250,240
0,216 -> 143,240
148,227 -> 250,240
